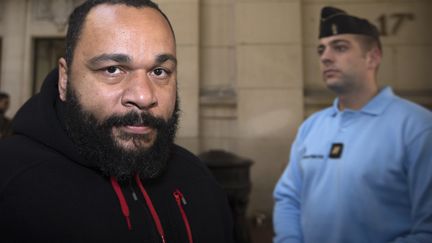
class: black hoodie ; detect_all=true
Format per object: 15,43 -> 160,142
0,69 -> 234,243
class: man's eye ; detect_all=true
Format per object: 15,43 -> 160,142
152,68 -> 168,77
335,45 -> 347,52
105,66 -> 121,74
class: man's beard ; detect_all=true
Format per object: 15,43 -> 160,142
61,86 -> 179,182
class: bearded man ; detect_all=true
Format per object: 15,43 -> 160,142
0,1 -> 233,242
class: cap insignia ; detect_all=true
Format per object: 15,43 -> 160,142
332,23 -> 338,35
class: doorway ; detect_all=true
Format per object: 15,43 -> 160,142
32,38 -> 65,94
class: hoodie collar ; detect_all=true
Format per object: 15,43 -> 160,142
12,68 -> 97,168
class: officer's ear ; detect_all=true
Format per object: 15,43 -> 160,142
58,58 -> 68,102
366,46 -> 382,71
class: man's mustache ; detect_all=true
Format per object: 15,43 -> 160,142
102,112 -> 166,129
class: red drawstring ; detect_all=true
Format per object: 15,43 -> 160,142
110,176 -> 132,230
173,189 -> 194,243
110,176 -> 192,243
135,174 -> 167,243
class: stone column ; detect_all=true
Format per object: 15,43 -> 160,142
1,0 -> 28,116
158,0 -> 201,153
235,0 -> 304,215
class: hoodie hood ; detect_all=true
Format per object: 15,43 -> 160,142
12,68 -> 96,168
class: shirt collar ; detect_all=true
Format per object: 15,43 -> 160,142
330,86 -> 395,116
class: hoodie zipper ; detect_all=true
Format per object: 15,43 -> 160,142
173,189 -> 194,243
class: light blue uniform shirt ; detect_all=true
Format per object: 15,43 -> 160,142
273,87 -> 432,243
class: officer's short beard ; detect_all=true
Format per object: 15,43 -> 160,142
61,85 -> 179,182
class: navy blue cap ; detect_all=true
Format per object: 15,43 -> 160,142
319,6 -> 380,39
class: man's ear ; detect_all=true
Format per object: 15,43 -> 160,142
367,47 -> 382,70
58,58 -> 68,101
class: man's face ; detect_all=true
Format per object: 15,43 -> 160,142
59,4 -> 177,152
60,83 -> 179,180
317,34 -> 370,94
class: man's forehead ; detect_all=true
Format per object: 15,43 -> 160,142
86,4 -> 165,26
319,34 -> 357,45
75,4 -> 176,60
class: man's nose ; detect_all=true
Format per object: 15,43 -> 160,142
320,48 -> 334,65
121,71 -> 157,110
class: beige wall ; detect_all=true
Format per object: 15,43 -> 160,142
0,0 -> 431,219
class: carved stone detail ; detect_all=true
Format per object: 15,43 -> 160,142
32,0 -> 84,32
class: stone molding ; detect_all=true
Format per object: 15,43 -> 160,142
32,0 -> 84,32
